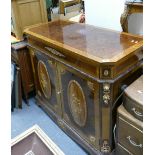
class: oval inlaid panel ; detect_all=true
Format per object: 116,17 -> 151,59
68,80 -> 87,127
38,60 -> 51,99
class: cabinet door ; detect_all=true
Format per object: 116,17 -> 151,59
31,49 -> 61,116
58,63 -> 98,147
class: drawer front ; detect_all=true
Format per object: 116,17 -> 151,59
58,63 -> 97,147
123,94 -> 143,121
28,38 -> 99,78
117,117 -> 143,155
116,143 -> 133,155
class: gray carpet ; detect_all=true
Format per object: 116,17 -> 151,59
11,98 -> 88,155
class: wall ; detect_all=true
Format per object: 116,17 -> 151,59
85,0 -> 143,35
128,13 -> 143,35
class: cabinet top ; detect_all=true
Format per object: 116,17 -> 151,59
24,20 -> 143,63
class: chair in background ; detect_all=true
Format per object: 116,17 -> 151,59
59,0 -> 82,15
120,1 -> 143,34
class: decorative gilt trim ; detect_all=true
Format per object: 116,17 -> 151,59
102,68 -> 111,78
45,46 -> 65,58
59,65 -> 66,75
67,80 -> 87,127
103,83 -> 110,92
58,120 -> 65,130
89,136 -> 96,145
101,140 -> 111,153
30,48 -> 35,56
48,60 -> 56,66
37,60 -> 51,99
103,69 -> 109,76
103,83 -> 111,105
87,81 -> 94,91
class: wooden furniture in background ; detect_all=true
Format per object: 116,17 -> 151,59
59,0 -> 81,14
11,0 -> 48,40
116,105 -> 143,155
120,2 -> 143,32
11,41 -> 35,104
25,20 -> 143,154
123,76 -> 143,122
116,76 -> 143,155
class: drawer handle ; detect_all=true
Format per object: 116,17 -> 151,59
45,47 -> 65,58
127,136 -> 143,148
132,107 -> 143,117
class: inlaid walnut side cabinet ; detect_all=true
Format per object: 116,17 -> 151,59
24,20 -> 143,155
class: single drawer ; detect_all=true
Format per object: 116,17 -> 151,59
117,105 -> 143,155
116,143 -> 133,155
123,94 -> 143,121
123,76 -> 143,121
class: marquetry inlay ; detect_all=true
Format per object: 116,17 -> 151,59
68,80 -> 87,127
38,60 -> 51,99
87,81 -> 94,91
59,66 -> 66,75
89,136 -> 96,144
103,83 -> 111,105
